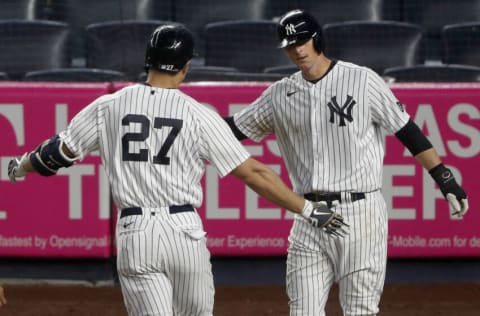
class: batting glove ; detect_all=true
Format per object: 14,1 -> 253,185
429,164 -> 468,217
302,200 -> 349,237
8,152 -> 29,183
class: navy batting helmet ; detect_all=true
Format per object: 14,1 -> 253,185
144,24 -> 195,73
277,9 -> 324,53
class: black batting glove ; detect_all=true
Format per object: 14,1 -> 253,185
429,164 -> 469,217
302,200 -> 349,237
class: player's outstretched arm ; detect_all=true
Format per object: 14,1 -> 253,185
0,286 -> 7,306
395,120 -> 468,217
7,135 -> 77,183
230,158 -> 348,236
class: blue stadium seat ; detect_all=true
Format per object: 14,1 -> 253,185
383,64 -> 480,82
24,68 -> 128,82
442,22 -> 480,67
48,0 -> 172,59
0,0 -> 48,20
86,21 -> 174,80
138,67 -> 284,82
403,0 -> 480,61
263,65 -> 298,75
0,20 -> 70,80
294,0 -> 402,24
323,21 -> 425,74
203,20 -> 291,73
172,0 -> 287,56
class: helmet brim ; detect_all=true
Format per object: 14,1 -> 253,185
278,32 -> 316,49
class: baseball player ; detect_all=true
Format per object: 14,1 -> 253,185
0,286 -> 6,307
7,24 -> 348,315
225,9 -> 469,316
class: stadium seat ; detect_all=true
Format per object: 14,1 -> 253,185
0,0 -> 47,19
294,0 -> 402,24
138,67 -> 283,82
139,67 -> 239,82
402,0 -> 480,61
48,0 -> 172,60
172,0 -> 286,56
0,20 -> 70,80
322,21 -> 425,74
187,70 -> 283,82
263,65 -> 298,75
0,72 -> 9,81
442,22 -> 480,67
203,21 -> 291,73
86,21 -> 173,80
383,64 -> 480,82
24,68 -> 127,82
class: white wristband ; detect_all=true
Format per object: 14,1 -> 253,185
15,152 -> 29,177
301,200 -> 313,218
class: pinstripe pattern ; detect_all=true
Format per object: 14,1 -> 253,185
59,83 -> 250,315
61,83 -> 249,209
234,61 -> 409,194
117,208 -> 214,316
234,61 -> 408,315
287,191 -> 387,315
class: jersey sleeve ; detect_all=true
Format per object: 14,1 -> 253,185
367,70 -> 410,134
232,85 -> 275,142
59,96 -> 105,160
196,105 -> 251,177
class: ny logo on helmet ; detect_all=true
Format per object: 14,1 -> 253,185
285,24 -> 296,35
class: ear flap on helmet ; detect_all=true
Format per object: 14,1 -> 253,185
313,31 -> 324,53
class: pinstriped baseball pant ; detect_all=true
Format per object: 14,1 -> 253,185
287,191 -> 388,316
116,208 -> 214,316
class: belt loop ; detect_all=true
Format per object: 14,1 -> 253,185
341,192 -> 350,204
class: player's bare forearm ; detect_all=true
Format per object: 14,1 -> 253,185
414,148 -> 442,171
231,158 -> 305,214
231,158 -> 350,235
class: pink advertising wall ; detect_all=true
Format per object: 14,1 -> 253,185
1,82 -> 478,257
0,83 -> 114,257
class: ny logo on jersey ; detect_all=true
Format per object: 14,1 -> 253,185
327,95 -> 356,126
285,23 -> 296,35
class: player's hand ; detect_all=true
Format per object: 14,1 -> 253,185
302,200 -> 349,237
8,152 -> 29,183
429,164 -> 468,217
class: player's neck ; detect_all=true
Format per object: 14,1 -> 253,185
146,69 -> 185,89
301,54 -> 332,82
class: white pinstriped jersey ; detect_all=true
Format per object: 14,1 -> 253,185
60,83 -> 250,209
234,61 -> 410,194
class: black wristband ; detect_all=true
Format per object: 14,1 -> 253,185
428,163 -> 454,186
429,163 -> 466,199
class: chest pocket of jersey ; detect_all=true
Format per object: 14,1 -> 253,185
167,212 -> 206,241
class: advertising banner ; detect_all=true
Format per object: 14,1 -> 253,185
384,83 -> 479,257
114,82 -> 480,257
0,83 -> 113,257
1,82 -> 478,257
